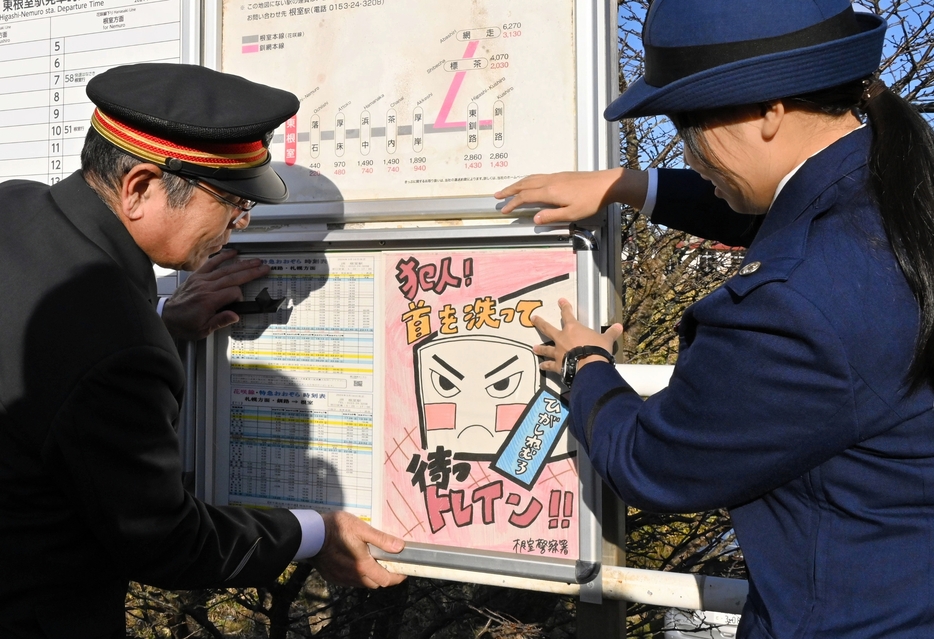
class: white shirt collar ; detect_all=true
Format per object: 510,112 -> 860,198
769,123 -> 866,210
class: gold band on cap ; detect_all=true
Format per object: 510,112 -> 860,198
90,109 -> 268,170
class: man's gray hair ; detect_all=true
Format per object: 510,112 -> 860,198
81,127 -> 195,209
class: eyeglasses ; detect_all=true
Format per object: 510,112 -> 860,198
187,179 -> 256,226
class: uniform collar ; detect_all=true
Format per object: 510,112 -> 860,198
726,126 -> 872,298
768,124 -> 867,210
753,125 -> 872,248
50,171 -> 158,307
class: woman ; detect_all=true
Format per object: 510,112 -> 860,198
496,1 -> 934,638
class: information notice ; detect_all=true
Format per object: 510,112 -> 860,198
221,0 -> 577,201
220,253 -> 377,520
0,0 -> 182,184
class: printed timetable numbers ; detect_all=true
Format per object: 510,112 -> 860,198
0,0 -> 182,185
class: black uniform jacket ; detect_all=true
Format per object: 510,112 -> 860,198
0,172 -> 301,638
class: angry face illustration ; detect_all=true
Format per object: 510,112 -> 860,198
414,335 -> 540,460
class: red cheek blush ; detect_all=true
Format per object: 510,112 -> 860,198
495,403 -> 527,432
424,403 -> 456,430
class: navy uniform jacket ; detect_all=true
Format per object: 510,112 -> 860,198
0,173 -> 301,638
570,127 -> 934,638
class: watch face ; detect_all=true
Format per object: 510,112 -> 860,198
561,353 -> 576,386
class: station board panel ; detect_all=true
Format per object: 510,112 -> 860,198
212,246 -> 583,565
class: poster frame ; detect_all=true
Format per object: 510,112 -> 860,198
199,227 -> 604,584
200,0 -> 613,222
193,0 -> 620,587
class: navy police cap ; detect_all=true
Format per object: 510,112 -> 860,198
605,0 -> 886,120
86,63 -> 299,203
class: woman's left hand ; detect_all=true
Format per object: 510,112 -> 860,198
531,298 -> 623,374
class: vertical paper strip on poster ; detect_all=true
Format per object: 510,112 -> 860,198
382,247 -> 579,558
220,0 -> 577,201
0,0 -> 183,184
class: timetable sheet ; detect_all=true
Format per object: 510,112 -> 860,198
216,253 -> 378,520
0,0 -> 183,184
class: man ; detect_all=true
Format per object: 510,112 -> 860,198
0,63 -> 403,638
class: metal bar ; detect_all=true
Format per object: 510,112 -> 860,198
228,221 -> 572,246
572,226 -> 605,605
379,561 -> 748,615
369,542 -> 588,584
245,196 -> 521,223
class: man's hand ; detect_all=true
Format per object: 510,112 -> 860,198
309,511 -> 405,588
531,298 -> 623,375
162,250 -> 270,341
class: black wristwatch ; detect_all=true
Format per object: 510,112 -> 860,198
561,345 -> 615,388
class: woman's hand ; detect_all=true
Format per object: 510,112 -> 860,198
531,298 -> 623,375
494,168 -> 647,224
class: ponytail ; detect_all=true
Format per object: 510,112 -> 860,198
863,83 -> 934,391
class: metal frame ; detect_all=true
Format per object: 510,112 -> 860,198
200,0 -> 614,224
200,228 -> 601,584
175,0 -> 205,492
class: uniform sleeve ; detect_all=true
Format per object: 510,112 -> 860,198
44,344 -> 301,589
652,168 -> 764,248
568,281 -> 857,513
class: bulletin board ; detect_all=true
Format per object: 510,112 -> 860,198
208,242 -> 598,582
196,0 -> 618,585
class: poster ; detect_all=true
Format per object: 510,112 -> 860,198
220,0 -> 577,201
380,247 -> 580,557
215,246 -> 581,560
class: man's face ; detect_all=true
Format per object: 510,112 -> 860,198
153,180 -> 251,271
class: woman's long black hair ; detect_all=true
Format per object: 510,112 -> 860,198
672,79 -> 934,391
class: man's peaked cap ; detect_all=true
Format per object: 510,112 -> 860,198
86,63 -> 300,203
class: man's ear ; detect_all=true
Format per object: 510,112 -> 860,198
120,163 -> 164,221
759,100 -> 785,142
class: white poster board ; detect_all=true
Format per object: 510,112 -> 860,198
220,0 -> 577,202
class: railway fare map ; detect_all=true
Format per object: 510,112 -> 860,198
221,0 -> 577,202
